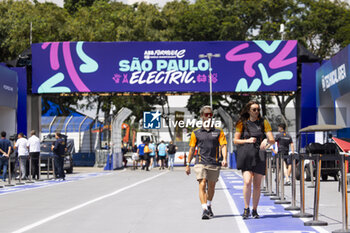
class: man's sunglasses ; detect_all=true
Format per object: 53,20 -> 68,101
251,108 -> 260,112
204,113 -> 213,117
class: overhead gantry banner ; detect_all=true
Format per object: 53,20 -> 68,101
32,41 -> 297,94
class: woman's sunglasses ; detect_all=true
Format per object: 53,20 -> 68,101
251,108 -> 260,112
204,112 -> 213,117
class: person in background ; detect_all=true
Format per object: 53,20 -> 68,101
148,140 -> 157,169
143,140 -> 151,171
167,141 -> 177,171
157,141 -> 167,170
233,101 -> 275,219
137,141 -> 145,170
122,142 -> 128,168
131,144 -> 138,170
14,133 -> 29,180
51,132 -> 66,181
27,130 -> 41,180
186,105 -> 228,220
0,131 -> 11,181
272,123 -> 294,185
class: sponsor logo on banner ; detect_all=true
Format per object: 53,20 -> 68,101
321,63 -> 347,91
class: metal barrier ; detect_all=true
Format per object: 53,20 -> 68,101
5,156 -> 14,187
308,159 -> 315,188
261,157 -> 268,194
334,152 -> 350,233
37,156 -> 44,181
275,152 -> 291,204
16,157 -> 25,185
264,150 -> 276,197
26,156 -> 34,183
293,153 -> 313,218
95,150 -> 109,167
304,153 -> 328,226
271,154 -> 281,201
285,153 -> 300,211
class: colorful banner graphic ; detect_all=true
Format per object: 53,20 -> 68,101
32,41 -> 297,94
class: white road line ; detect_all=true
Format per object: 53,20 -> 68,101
12,171 -> 168,233
219,176 -> 250,233
0,172 -> 114,196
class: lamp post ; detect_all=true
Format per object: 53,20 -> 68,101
198,53 -> 221,109
280,24 -> 285,40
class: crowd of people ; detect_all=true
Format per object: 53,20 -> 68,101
127,140 -> 178,171
0,130 -> 67,182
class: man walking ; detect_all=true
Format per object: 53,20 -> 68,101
157,141 -> 167,170
0,131 -> 11,181
167,141 -> 177,171
274,123 -> 294,185
186,105 -> 228,220
14,133 -> 29,180
137,141 -> 145,170
51,132 -> 66,181
27,130 -> 41,180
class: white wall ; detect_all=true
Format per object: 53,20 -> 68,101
0,106 -> 16,136
335,92 -> 350,127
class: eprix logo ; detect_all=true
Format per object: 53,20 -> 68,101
143,111 -> 161,129
144,49 -> 186,59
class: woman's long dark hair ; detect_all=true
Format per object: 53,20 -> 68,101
235,100 -> 262,132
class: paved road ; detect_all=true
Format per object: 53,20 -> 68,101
0,167 -> 346,233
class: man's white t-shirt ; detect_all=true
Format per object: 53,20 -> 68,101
15,138 -> 29,156
27,135 -> 40,153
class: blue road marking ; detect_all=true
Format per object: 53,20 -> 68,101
221,171 -> 322,233
0,172 -> 111,195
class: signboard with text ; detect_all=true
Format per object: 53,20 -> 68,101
32,41 -> 297,94
316,45 -> 350,107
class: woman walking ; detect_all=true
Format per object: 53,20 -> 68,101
234,101 -> 274,219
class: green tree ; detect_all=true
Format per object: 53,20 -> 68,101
64,0 -> 107,14
0,0 -> 68,62
286,0 -> 350,58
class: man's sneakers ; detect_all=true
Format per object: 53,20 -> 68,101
201,205 -> 214,220
252,209 -> 260,219
207,206 -> 214,217
202,209 -> 210,220
242,208 -> 260,219
242,207 -> 250,219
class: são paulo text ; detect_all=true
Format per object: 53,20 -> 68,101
119,59 -> 209,72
